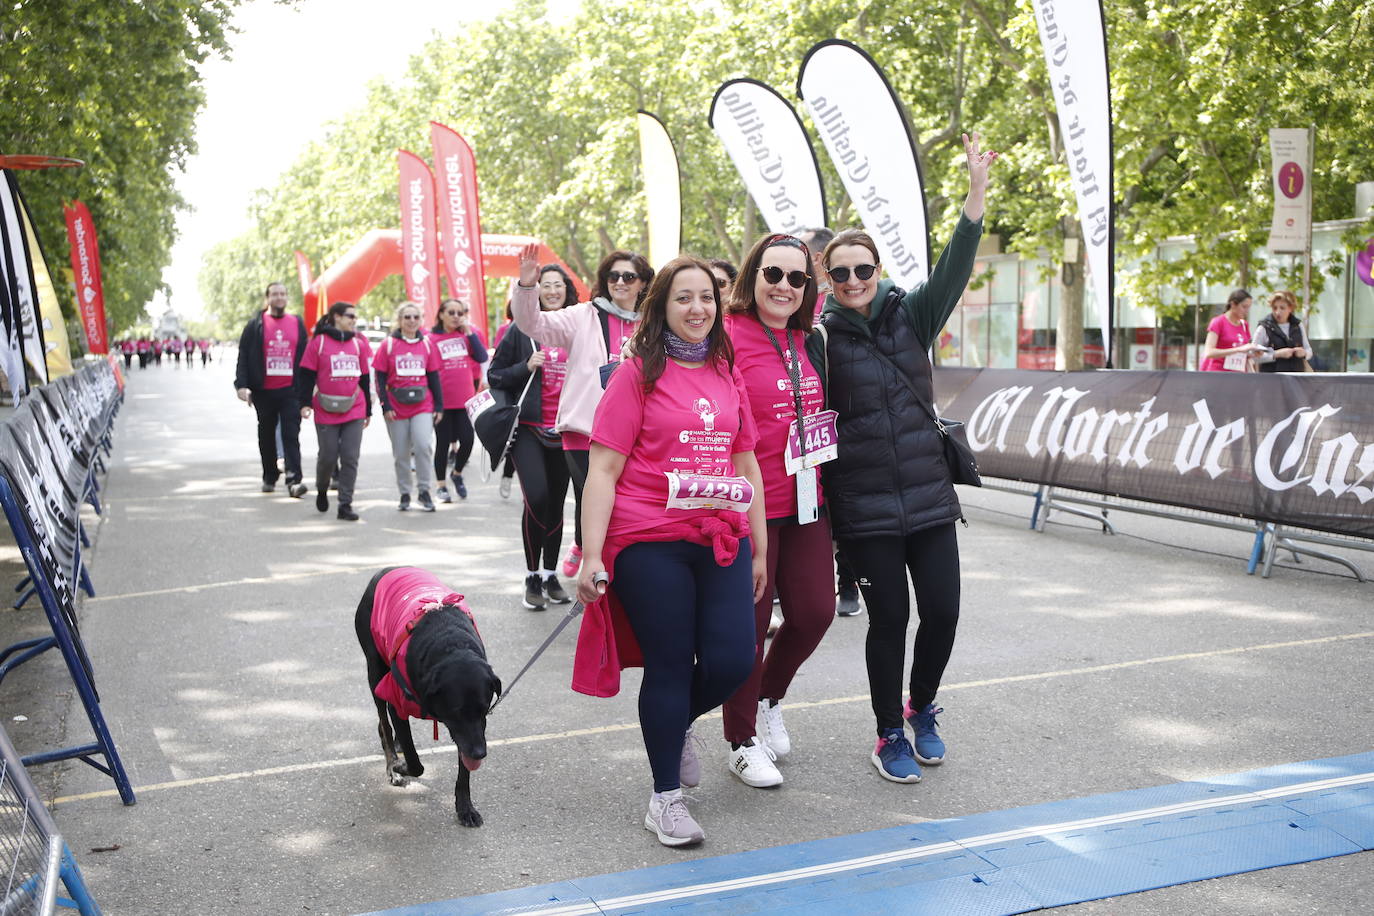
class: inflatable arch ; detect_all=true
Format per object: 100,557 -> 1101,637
297,231 -> 588,338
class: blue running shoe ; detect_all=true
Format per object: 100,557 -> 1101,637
871,728 -> 922,783
906,701 -> 945,765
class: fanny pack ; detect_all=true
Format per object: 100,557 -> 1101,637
391,385 -> 428,406
317,391 -> 358,414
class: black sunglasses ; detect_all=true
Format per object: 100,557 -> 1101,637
341,312 -> 358,319
606,270 -> 641,284
758,266 -> 810,289
827,264 -> 878,283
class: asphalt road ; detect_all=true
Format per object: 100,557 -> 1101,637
2,354 -> 1370,915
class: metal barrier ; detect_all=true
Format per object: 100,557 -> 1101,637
0,724 -> 100,915
979,480 -> 1370,582
0,363 -> 134,805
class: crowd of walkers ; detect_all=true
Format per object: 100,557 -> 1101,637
118,335 -> 216,369
227,132 -> 997,850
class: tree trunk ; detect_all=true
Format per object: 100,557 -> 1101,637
1056,220 -> 1086,370
742,194 -> 758,254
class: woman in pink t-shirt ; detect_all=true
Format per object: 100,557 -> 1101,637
1200,289 -> 1260,372
718,233 -> 836,789
374,302 -> 445,512
556,251 -> 767,848
429,299 -> 488,503
296,302 -> 372,521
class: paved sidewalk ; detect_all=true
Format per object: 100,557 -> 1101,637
4,359 -> 1370,915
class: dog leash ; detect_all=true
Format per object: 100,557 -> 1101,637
489,572 -> 608,713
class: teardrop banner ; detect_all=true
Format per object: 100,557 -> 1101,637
797,39 -> 930,288
1,171 -> 50,378
62,200 -> 108,355
636,111 -> 682,270
430,122 -> 490,340
397,149 -> 442,326
1031,0 -> 1115,365
709,79 -> 827,234
16,183 -> 72,378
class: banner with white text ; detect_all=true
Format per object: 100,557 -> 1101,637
1031,0 -> 1114,363
397,149 -> 442,325
709,79 -> 826,235
797,40 -> 930,287
430,122 -> 489,339
63,200 -> 107,356
934,368 -> 1374,539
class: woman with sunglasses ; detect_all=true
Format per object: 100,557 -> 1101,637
511,249 -> 654,582
806,132 -> 997,785
374,302 -> 444,512
296,301 -> 372,521
551,252 -> 765,848
713,235 -> 837,789
430,299 -> 488,503
488,264 -> 578,610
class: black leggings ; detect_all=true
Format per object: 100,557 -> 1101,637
614,539 -> 756,793
510,429 -> 570,571
564,447 -> 589,548
838,523 -> 960,734
433,409 -> 475,482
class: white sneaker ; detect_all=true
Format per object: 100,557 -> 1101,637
644,789 -> 704,847
727,737 -> 783,788
756,700 -> 791,759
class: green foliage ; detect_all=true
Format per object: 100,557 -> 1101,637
203,0 -> 1374,332
1,0 -> 250,339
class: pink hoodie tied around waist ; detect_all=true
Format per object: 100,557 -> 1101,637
571,512 -> 751,698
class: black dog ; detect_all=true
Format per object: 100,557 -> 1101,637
355,566 -> 501,827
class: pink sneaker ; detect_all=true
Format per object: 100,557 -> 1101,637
561,543 -> 583,578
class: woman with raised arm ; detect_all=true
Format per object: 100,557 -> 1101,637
806,132 -> 998,785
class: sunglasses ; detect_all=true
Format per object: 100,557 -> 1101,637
341,312 -> 358,319
827,264 -> 878,283
758,266 -> 810,289
445,309 -> 467,316
606,270 -> 641,284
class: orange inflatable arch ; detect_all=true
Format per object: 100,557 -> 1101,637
299,231 -> 588,339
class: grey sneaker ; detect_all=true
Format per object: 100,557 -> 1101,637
679,727 -> 703,788
836,584 -> 863,617
499,476 -> 512,499
644,789 -> 704,847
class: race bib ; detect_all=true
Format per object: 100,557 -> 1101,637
265,356 -> 293,377
329,352 -> 361,379
438,337 -> 469,360
465,389 -> 494,425
783,410 -> 839,475
1222,352 -> 1247,372
664,472 -> 754,513
394,353 -> 426,377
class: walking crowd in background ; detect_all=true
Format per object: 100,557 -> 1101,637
221,132 -> 1002,848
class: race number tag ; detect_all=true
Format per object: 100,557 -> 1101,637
394,354 -> 426,377
664,472 -> 754,513
784,410 -> 839,475
265,356 -> 293,377
465,389 -> 494,425
1222,352 -> 1247,372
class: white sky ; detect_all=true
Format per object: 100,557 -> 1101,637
162,0 -> 580,320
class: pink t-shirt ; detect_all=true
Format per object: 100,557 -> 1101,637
493,320 -> 512,348
262,313 -> 300,389
300,332 -> 372,425
592,356 -> 759,539
429,330 -> 483,409
1200,314 -> 1252,372
727,315 -> 825,521
531,345 -> 569,429
375,335 -> 441,419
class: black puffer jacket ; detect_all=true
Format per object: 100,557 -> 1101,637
487,324 -> 546,425
806,213 -> 983,539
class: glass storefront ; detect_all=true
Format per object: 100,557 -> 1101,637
939,219 -> 1374,372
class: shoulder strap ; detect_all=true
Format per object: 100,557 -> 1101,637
597,306 -> 613,357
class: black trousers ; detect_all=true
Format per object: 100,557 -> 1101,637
510,429 -> 571,570
564,447 -> 589,548
838,523 -> 960,734
252,386 -> 302,485
433,409 -> 475,482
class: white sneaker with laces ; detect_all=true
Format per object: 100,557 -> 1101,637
727,737 -> 783,788
644,789 -> 704,847
756,700 -> 791,759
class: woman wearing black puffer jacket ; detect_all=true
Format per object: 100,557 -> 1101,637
806,132 -> 997,786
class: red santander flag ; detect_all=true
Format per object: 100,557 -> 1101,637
63,201 -> 108,354
429,122 -> 489,339
397,150 -> 442,325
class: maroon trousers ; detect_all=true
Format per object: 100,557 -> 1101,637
721,514 -> 836,744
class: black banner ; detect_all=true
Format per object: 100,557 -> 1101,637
933,368 -> 1374,540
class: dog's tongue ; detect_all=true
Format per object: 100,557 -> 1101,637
460,754 -> 482,772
